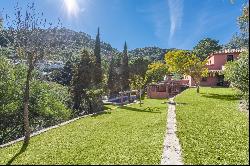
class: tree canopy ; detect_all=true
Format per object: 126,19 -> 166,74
165,50 -> 208,93
193,38 -> 222,60
146,61 -> 168,84
224,51 -> 249,101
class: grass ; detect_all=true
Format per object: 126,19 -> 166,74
0,98 -> 167,165
175,87 -> 249,165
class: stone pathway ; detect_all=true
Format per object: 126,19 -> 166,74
161,97 -> 183,165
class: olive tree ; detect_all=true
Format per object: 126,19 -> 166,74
130,75 -> 147,106
3,3 -> 61,145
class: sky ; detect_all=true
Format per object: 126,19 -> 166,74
0,0 -> 247,51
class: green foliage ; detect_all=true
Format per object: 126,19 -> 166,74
85,88 -> 104,113
225,3 -> 249,49
165,50 -> 190,75
175,88 -> 248,165
129,47 -> 175,61
193,38 -> 222,60
238,3 -> 249,36
224,51 -> 249,101
146,61 -> 168,83
130,75 -> 147,106
0,98 -> 167,165
50,60 -> 73,86
129,57 -> 151,77
93,28 -> 103,86
71,49 -> 95,111
71,49 -> 103,114
120,42 -> 130,91
30,81 -> 72,124
130,75 -> 147,91
0,17 -> 2,30
165,50 -> 208,92
107,53 -> 122,97
224,33 -> 248,49
0,57 -> 71,144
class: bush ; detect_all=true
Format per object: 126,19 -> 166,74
224,51 -> 249,107
0,57 -> 72,144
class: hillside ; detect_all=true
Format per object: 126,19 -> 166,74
1,28 -> 176,62
129,47 -> 177,61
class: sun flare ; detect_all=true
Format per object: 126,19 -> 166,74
63,0 -> 80,17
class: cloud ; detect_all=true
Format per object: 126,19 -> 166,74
167,0 -> 184,43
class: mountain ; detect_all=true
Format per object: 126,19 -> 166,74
1,28 -> 177,63
0,28 -> 119,62
129,47 -> 177,61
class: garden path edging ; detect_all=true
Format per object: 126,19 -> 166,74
0,111 -> 105,148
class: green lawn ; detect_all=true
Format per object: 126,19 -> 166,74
0,98 -> 167,165
175,87 -> 249,165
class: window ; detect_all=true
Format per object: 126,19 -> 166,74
202,77 -> 208,81
227,55 -> 234,62
157,85 -> 166,92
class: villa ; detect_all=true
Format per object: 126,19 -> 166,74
147,49 -> 245,99
182,49 -> 245,87
147,76 -> 188,99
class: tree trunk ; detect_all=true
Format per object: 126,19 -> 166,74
197,84 -> 200,93
23,68 -> 32,145
139,89 -> 142,107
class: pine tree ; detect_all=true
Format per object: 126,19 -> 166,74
120,42 -> 130,91
93,27 -> 102,86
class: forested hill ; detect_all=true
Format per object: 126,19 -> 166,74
1,28 -> 176,62
129,47 -> 177,61
0,28 -> 119,62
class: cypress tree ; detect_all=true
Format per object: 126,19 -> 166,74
93,27 -> 102,86
120,42 -> 130,91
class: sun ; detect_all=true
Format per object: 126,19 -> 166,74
63,0 -> 80,17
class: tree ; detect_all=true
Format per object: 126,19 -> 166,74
146,61 -> 168,83
0,17 -> 2,30
224,51 -> 249,102
3,3 -> 61,145
238,3 -> 249,37
93,27 -> 103,86
120,42 -> 130,91
224,33 -> 247,49
129,56 -> 151,78
130,75 -> 147,107
51,60 -> 73,86
71,49 -> 95,113
225,4 -> 249,49
165,50 -> 208,93
0,57 -> 71,144
193,38 -> 222,60
107,53 -> 121,97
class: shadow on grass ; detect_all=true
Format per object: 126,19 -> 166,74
120,106 -> 161,114
103,105 -> 112,111
6,143 -> 28,165
176,102 -> 188,105
201,93 -> 239,101
91,111 -> 111,118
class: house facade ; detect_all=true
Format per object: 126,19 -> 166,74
147,49 -> 245,99
182,49 -> 244,87
147,76 -> 188,99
